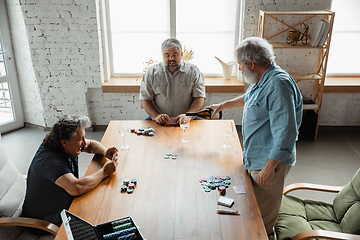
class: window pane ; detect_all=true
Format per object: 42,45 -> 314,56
0,54 -> 6,77
0,82 -> 15,124
176,0 -> 237,75
327,0 -> 360,74
0,35 -> 6,76
109,0 -> 170,75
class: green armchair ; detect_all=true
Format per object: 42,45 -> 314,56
275,168 -> 360,240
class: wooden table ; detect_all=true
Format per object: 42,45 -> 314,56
55,120 -> 267,240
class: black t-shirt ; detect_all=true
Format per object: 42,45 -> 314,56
22,144 -> 79,226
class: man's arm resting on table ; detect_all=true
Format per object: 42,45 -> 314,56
82,139 -> 117,160
141,100 -> 169,125
55,159 -> 117,196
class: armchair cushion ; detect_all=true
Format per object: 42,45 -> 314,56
333,169 -> 360,234
0,142 -> 26,218
276,195 -> 342,240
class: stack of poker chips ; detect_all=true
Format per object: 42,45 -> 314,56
102,217 -> 137,240
199,175 -> 231,193
121,179 -> 137,194
130,126 -> 155,136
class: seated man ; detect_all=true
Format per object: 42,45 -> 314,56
140,38 -> 206,125
22,115 -> 119,227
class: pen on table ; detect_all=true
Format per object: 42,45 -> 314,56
216,209 -> 240,215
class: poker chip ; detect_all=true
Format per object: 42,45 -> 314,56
219,186 -> 226,196
164,155 -> 170,159
123,179 -> 130,186
128,183 -> 135,189
127,188 -> 134,194
131,179 -> 137,185
120,185 -> 127,192
130,127 -> 155,136
199,175 -> 231,193
224,180 -> 231,185
171,156 -> 177,160
199,177 -> 207,183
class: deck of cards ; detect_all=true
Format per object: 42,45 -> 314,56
218,196 -> 234,207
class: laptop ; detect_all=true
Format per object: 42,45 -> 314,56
60,210 -> 145,240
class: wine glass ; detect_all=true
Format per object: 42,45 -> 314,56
180,117 -> 189,143
223,121 -> 233,149
119,122 -> 129,150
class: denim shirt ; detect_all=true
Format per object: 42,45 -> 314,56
242,62 -> 303,170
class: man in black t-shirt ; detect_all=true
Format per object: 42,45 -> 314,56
22,116 -> 119,227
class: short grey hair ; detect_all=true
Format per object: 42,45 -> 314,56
161,38 -> 182,54
235,37 -> 275,68
43,115 -> 90,149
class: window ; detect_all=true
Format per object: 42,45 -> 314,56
327,0 -> 360,75
106,0 -> 241,77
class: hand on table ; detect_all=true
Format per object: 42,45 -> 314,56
104,147 -> 118,160
154,114 -> 170,125
176,114 -> 192,124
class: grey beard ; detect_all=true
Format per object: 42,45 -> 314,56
167,63 -> 180,72
243,66 -> 258,85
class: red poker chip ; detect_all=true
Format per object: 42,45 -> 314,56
199,177 -> 207,183
128,183 -> 135,189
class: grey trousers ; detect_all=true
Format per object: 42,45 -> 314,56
248,162 -> 291,235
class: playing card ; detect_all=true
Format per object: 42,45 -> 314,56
233,186 -> 246,195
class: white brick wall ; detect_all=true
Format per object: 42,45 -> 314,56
6,0 -> 360,127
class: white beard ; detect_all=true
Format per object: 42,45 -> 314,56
243,65 -> 258,85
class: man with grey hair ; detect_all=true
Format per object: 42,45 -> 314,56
205,37 -> 303,238
22,115 -> 119,227
140,38 -> 206,125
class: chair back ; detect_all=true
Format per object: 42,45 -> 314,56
0,137 -> 26,218
333,168 -> 360,234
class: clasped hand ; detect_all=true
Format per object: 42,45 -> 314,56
103,147 -> 119,176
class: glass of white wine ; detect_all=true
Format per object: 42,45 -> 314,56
119,121 -> 129,150
180,117 -> 189,143
223,121 -> 233,149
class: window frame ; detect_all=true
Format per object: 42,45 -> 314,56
100,0 -> 243,81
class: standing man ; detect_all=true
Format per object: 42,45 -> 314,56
206,37 -> 302,238
140,38 -> 206,125
22,115 -> 119,227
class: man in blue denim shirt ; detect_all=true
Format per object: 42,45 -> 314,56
206,37 -> 302,238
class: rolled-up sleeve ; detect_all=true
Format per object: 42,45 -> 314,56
268,83 -> 297,165
191,66 -> 206,99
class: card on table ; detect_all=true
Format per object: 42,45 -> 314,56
168,117 -> 179,126
233,186 -> 246,195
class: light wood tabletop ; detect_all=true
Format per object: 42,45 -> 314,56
55,120 -> 267,240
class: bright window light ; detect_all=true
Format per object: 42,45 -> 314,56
108,0 -> 238,77
327,0 -> 360,75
